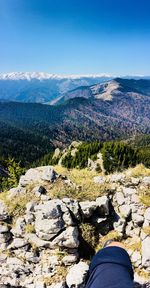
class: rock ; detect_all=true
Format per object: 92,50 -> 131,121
79,201 -> 97,218
110,173 -> 125,183
96,196 -> 109,216
11,217 -> 26,237
132,213 -> 144,227
69,141 -> 82,149
144,208 -> 150,223
19,166 -> 58,187
62,210 -> 74,226
35,218 -> 64,240
131,251 -> 142,267
119,205 -> 131,218
142,176 -> 150,185
122,187 -> 137,196
71,148 -> 78,157
0,200 -> 9,221
41,166 -> 58,182
131,177 -> 140,186
115,192 -> 125,206
62,198 -> 81,221
62,254 -> 78,266
49,281 -> 66,288
51,226 -> 79,248
66,261 -> 89,288
126,222 -> 140,237
26,201 -> 37,212
34,200 -> 62,219
114,218 -> 126,234
34,281 -> 46,288
25,233 -> 51,248
7,238 -> 28,249
32,185 -> 47,197
0,223 -> 9,233
142,236 -> 150,269
93,176 -> 105,184
53,148 -> 61,159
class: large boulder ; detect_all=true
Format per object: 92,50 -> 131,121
51,226 -> 79,248
66,261 -> 89,288
19,166 -> 58,187
35,218 -> 64,240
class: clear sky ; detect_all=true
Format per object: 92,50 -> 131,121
0,0 -> 150,75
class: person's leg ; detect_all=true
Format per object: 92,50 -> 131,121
85,242 -> 134,288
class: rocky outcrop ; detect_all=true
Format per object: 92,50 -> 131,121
0,165 -> 150,287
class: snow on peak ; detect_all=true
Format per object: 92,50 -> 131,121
0,72 -> 112,81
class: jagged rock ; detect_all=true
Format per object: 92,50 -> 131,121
25,233 -> 51,248
62,254 -> 78,266
51,226 -> 79,248
66,261 -> 89,288
122,187 -> 137,196
19,166 -> 58,187
62,198 -> 81,221
93,176 -> 105,184
143,208 -> 150,226
114,218 -> 126,234
131,251 -> 142,267
119,205 -> 131,218
142,236 -> 150,270
79,201 -> 97,218
0,200 -> 9,221
0,223 -> 9,233
131,177 -> 140,186
26,201 -> 37,212
126,222 -> 140,237
96,196 -> 109,216
11,217 -> 26,237
7,238 -> 28,249
115,192 -> 125,206
62,210 -> 74,226
142,176 -> 150,185
69,141 -> 82,149
110,173 -> 125,183
34,200 -> 62,220
32,185 -> 47,197
35,218 -> 64,240
132,213 -> 144,227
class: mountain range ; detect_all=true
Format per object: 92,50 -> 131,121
0,72 -> 150,104
0,77 -> 150,166
0,73 -> 113,103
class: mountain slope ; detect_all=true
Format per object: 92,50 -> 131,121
52,78 -> 150,105
0,78 -> 150,165
0,73 -> 113,103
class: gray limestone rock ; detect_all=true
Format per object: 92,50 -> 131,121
66,261 -> 89,288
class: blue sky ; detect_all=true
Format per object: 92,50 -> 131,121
0,0 -> 150,75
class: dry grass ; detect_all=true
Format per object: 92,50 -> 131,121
123,238 -> 142,252
135,268 -> 150,280
126,164 -> 150,178
50,166 -> 111,201
142,226 -> 150,236
0,185 -> 38,223
25,224 -> 35,233
43,266 -> 67,286
95,230 -> 122,251
140,188 -> 150,207
80,223 -> 98,249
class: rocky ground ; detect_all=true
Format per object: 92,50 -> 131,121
0,164 -> 150,288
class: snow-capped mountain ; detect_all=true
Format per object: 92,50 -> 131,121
0,72 -> 112,81
0,72 -> 113,103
